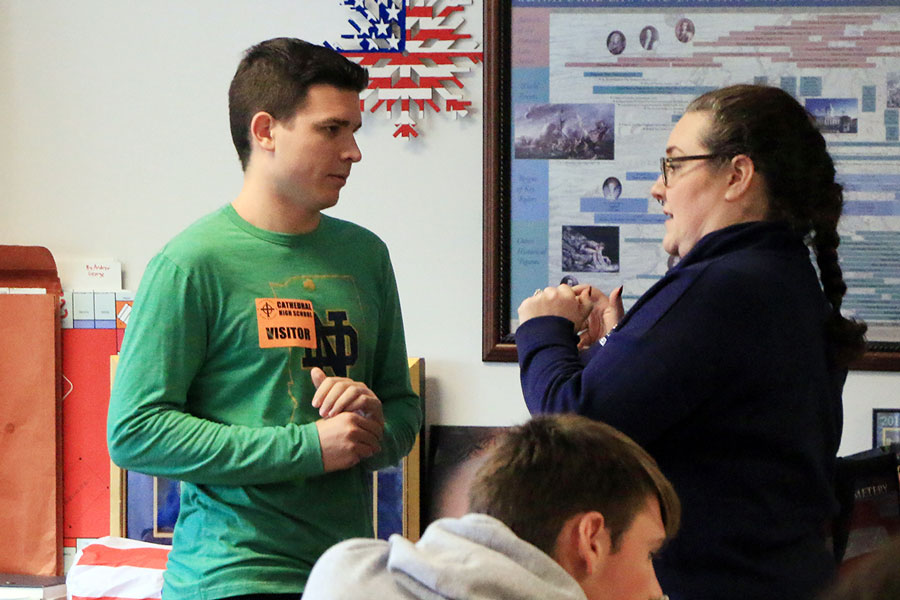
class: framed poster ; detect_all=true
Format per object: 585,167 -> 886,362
110,357 -> 425,543
873,408 -> 900,447
483,0 -> 900,371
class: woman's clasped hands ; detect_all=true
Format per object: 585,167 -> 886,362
518,283 -> 624,350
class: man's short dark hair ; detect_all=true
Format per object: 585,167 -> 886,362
468,414 -> 680,555
228,37 -> 369,170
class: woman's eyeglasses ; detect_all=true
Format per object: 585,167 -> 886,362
659,154 -> 722,187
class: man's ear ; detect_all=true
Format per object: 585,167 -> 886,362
575,511 -> 611,576
723,154 -> 756,202
249,111 -> 277,152
553,511 -> 612,589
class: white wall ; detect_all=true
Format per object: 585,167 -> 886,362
1,0 -> 896,455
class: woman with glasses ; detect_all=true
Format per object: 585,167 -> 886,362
515,84 -> 866,600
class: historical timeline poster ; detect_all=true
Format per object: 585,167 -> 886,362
507,0 -> 900,348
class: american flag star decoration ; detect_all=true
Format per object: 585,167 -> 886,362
326,0 -> 483,139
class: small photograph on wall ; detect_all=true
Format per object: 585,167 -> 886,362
805,98 -> 859,134
639,25 -> 659,50
887,71 -> 900,108
606,30 -> 626,55
602,176 -> 622,201
425,426 -> 506,525
513,103 -> 615,160
562,225 -> 620,273
674,18 -> 695,44
873,408 -> 900,447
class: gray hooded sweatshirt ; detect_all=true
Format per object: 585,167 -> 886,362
303,514 -> 588,600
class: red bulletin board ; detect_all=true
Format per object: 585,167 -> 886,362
62,328 -> 119,545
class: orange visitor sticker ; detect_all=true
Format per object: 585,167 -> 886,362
255,298 -> 317,349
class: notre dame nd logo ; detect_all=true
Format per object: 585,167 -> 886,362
302,310 -> 359,377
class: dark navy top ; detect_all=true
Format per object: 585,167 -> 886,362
517,221 -> 845,600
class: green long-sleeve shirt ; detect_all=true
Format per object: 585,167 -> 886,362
108,205 -> 422,599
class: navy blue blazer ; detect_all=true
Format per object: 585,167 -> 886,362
517,221 -> 845,600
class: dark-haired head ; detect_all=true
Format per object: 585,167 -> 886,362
467,414 -> 680,556
228,38 -> 368,171
685,84 -> 866,365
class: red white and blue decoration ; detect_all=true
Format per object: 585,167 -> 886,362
327,0 -> 483,139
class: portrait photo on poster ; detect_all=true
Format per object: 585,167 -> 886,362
602,176 -> 622,201
675,18 -> 695,43
607,30 -> 626,55
640,25 -> 659,50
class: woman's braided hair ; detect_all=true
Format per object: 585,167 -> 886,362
686,84 -> 866,366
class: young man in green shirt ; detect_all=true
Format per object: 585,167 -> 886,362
108,38 -> 422,599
